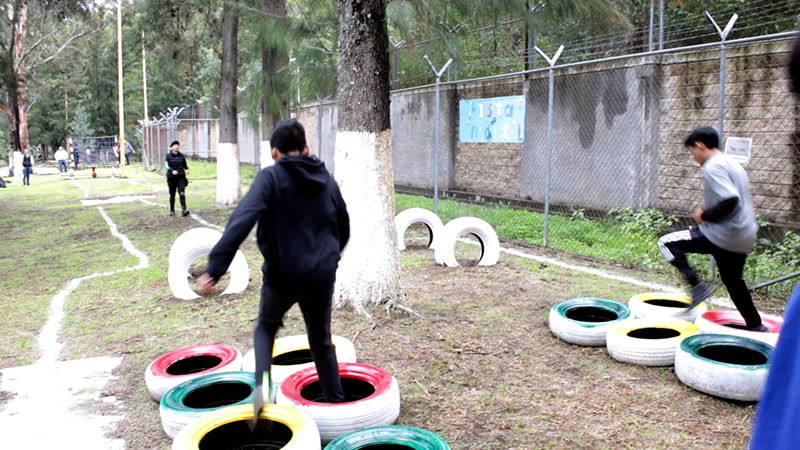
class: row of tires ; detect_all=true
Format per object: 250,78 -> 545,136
395,208 -> 500,267
144,337 -> 449,448
548,294 -> 782,401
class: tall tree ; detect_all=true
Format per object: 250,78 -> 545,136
333,0 -> 402,310
257,0 -> 289,167
0,0 -> 97,175
217,0 -> 240,204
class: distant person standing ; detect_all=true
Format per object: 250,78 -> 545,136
125,141 -> 134,165
21,149 -> 34,186
165,140 -> 190,217
85,147 -> 92,164
55,146 -> 69,173
72,145 -> 80,170
657,127 -> 763,330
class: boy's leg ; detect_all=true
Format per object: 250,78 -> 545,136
167,179 -> 177,214
253,283 -> 297,401
714,250 -> 763,329
657,227 -> 714,286
177,179 -> 189,216
297,284 -> 345,403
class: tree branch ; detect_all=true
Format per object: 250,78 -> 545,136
28,24 -> 104,72
0,101 -> 12,120
19,28 -> 61,65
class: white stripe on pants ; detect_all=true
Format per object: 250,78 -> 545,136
658,229 -> 693,262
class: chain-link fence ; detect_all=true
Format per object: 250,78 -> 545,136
291,32 -> 800,299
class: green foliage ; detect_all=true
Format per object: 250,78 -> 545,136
69,106 -> 95,137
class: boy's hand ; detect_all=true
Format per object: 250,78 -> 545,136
196,273 -> 216,295
692,206 -> 705,224
172,170 -> 178,175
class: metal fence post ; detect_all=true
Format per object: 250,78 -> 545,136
648,0 -> 655,52
390,40 -> 405,90
705,11 -> 738,278
534,45 -> 564,248
658,0 -> 665,51
423,55 -> 453,215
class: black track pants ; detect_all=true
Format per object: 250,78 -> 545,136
253,282 -> 345,403
167,177 -> 187,211
658,226 -> 762,328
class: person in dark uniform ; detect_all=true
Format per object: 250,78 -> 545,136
165,140 -> 190,217
21,149 -> 34,186
196,120 -> 349,427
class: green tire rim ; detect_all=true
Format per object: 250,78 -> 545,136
161,371 -> 255,414
324,425 -> 450,450
680,334 -> 773,370
552,297 -> 630,328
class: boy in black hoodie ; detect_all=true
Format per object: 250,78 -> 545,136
197,120 -> 348,421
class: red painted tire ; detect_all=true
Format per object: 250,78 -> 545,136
276,362 -> 400,443
695,310 -> 782,346
145,344 -> 242,401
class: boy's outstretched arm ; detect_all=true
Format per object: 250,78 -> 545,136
199,171 -> 273,292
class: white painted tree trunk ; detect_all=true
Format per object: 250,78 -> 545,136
216,142 -> 241,205
13,151 -> 23,181
260,140 -> 273,169
333,129 -> 402,310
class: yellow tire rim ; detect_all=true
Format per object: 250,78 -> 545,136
629,292 -> 707,319
242,335 -> 356,373
172,403 -> 320,449
610,317 -> 699,338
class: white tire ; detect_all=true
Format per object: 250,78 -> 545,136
167,227 -> 249,300
395,208 -> 445,251
145,344 -> 243,401
548,298 -> 631,346
276,363 -> 401,443
606,318 -> 699,366
694,310 -> 782,346
242,335 -> 357,388
674,334 -> 772,401
434,217 -> 500,267
628,292 -> 707,322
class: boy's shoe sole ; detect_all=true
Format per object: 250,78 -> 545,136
688,283 -> 717,310
747,324 -> 769,332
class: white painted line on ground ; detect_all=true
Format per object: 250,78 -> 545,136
139,198 -> 226,232
455,237 -> 736,308
81,195 -> 156,205
68,179 -> 90,198
1,185 -> 151,449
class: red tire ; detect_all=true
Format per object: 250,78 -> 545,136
145,344 -> 242,401
695,310 -> 782,346
276,363 -> 400,442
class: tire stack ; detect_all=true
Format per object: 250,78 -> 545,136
549,293 -> 779,402
395,208 -> 500,267
147,338 -> 450,448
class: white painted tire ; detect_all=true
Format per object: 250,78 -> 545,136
674,334 -> 773,401
628,292 -> 707,322
434,217 -> 499,267
276,363 -> 400,443
167,227 -> 249,300
145,344 -> 243,401
241,335 -> 357,389
606,318 -> 699,366
548,298 -> 631,346
694,310 -> 782,346
395,208 -> 444,251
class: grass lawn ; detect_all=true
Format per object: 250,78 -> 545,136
0,163 -> 789,449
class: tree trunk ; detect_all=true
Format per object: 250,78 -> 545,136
259,0 -> 288,169
333,0 -> 402,310
7,0 -> 28,177
217,2 -> 240,205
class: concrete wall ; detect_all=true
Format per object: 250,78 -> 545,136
391,86 -> 456,190
288,38 -> 798,224
521,60 -> 661,211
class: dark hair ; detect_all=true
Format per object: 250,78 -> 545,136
270,120 -> 306,154
684,127 -> 719,150
791,34 -> 800,95
170,140 -> 180,147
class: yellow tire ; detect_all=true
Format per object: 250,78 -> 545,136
628,292 -> 707,322
171,403 -> 320,449
606,318 -> 699,366
242,335 -> 357,388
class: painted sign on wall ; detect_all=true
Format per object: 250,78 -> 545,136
459,95 -> 525,143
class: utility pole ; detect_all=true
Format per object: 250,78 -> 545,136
116,0 -> 127,177
141,30 -> 150,168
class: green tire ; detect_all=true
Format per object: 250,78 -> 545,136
324,425 -> 450,450
160,371 -> 255,439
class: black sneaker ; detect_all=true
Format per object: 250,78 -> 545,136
747,324 -> 769,332
688,282 -> 717,310
169,210 -> 175,216
181,209 -> 190,217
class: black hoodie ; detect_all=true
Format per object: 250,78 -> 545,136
205,155 -> 349,289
